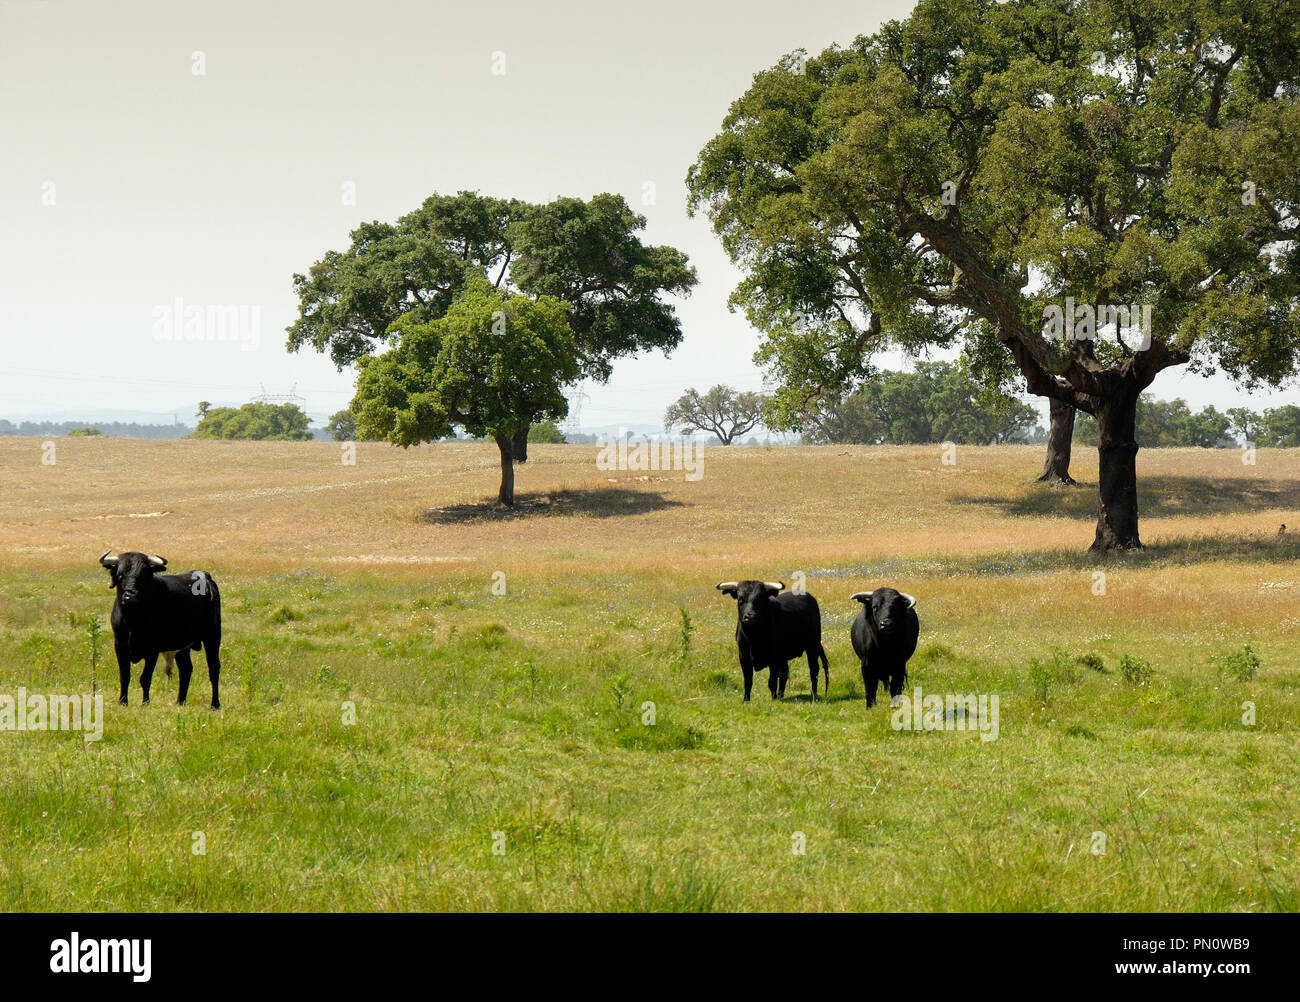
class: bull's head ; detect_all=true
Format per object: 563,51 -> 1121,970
716,580 -> 784,627
100,550 -> 167,607
851,587 -> 916,634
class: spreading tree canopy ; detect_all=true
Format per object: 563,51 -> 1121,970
687,0 -> 1300,550
192,402 -> 313,441
288,190 -> 695,460
663,385 -> 769,444
352,278 -> 578,505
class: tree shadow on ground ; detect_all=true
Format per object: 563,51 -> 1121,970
827,531 -> 1299,580
421,487 -> 686,524
953,474 -> 1300,521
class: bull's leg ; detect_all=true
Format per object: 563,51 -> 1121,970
740,652 -> 754,702
115,644 -> 132,706
861,658 -> 877,708
174,648 -> 194,704
205,640 -> 221,709
777,661 -> 789,698
889,663 -> 907,708
807,650 -> 819,701
176,651 -> 194,706
768,662 -> 783,699
139,652 -> 159,704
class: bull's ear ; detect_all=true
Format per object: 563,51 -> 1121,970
148,554 -> 167,569
763,581 -> 784,593
849,591 -> 871,604
899,592 -> 917,609
715,581 -> 739,598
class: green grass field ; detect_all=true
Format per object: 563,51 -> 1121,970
1,439 -> 1297,910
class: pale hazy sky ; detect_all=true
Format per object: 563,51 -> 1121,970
1,0 -> 1294,428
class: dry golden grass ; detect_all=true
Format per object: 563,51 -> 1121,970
5,435 -> 1297,664
4,436 -> 1297,578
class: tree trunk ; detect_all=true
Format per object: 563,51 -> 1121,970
496,433 -> 515,506
1037,398 -> 1077,486
1091,390 -> 1142,551
511,426 -> 529,463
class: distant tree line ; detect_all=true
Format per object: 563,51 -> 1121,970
0,419 -> 192,438
1074,402 -> 1300,448
797,362 -> 1039,446
1226,405 -> 1300,448
778,363 -> 1300,450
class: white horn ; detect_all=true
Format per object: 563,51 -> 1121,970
763,581 -> 784,592
849,591 -> 871,602
148,554 -> 167,568
900,592 -> 917,609
99,550 -> 119,567
715,581 -> 739,591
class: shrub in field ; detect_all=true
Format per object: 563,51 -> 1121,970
1028,658 -> 1054,706
677,607 -> 693,672
1029,648 -> 1086,704
1213,644 -> 1261,682
1119,654 -> 1154,686
85,614 -> 103,693
1050,647 -> 1081,685
608,673 -> 632,710
1076,653 -> 1107,674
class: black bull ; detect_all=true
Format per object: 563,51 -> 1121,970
716,580 -> 829,701
100,550 -> 223,708
850,587 -> 919,708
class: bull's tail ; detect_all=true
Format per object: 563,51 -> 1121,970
818,643 -> 829,695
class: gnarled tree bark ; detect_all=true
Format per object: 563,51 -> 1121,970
1037,397 -> 1077,486
510,426 -> 529,463
495,432 -> 516,506
1090,389 -> 1142,551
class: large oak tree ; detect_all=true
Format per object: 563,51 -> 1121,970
287,190 -> 696,460
352,278 -> 578,505
687,0 -> 1300,550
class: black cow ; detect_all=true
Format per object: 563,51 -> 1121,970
99,550 -> 223,708
850,588 -> 919,708
716,580 -> 829,701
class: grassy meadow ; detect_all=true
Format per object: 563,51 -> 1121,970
0,436 -> 1297,911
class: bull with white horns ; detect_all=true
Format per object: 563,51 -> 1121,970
849,588 -> 919,708
715,580 -> 829,701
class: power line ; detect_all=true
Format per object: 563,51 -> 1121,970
250,382 -> 306,406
